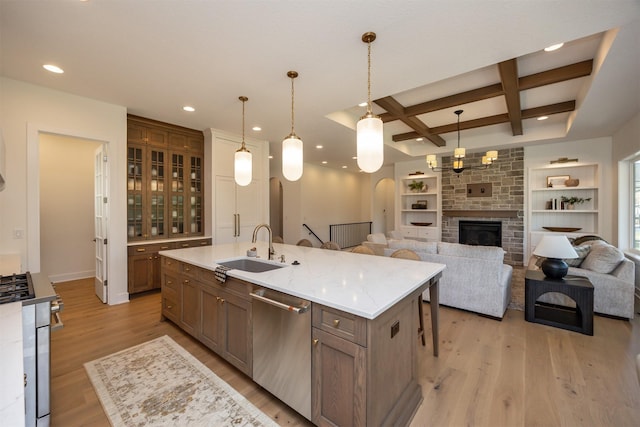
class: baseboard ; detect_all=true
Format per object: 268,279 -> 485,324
48,270 -> 95,283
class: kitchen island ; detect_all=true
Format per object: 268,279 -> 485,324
160,242 -> 445,426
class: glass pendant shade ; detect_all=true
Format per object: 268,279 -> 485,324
234,96 -> 252,186
234,149 -> 252,186
282,135 -> 303,181
454,147 -> 466,158
426,154 -> 437,168
357,114 -> 384,173
486,150 -> 498,161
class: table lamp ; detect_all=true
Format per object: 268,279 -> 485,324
533,235 -> 578,279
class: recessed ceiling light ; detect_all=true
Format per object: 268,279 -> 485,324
544,43 -> 564,52
537,116 -> 549,121
322,161 -> 328,164
316,145 -> 323,149
416,138 -> 423,142
182,106 -> 195,112
352,156 -> 357,160
43,64 -> 64,74
342,165 -> 347,169
268,155 -> 273,159
252,126 -> 261,131
358,102 -> 368,107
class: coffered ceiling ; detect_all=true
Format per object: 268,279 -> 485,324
1,1 -> 638,171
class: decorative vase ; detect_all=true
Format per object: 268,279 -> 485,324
565,178 -> 579,187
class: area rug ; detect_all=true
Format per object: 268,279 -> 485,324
85,335 -> 278,427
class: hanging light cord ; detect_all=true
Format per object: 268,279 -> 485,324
457,111 -> 461,149
240,96 -> 247,150
290,75 -> 295,134
366,39 -> 372,114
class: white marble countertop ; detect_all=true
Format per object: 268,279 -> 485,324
160,242 -> 445,319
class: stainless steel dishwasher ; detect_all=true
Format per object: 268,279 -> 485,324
250,286 -> 311,420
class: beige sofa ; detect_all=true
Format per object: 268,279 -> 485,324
528,239 -> 635,319
377,239 -> 513,319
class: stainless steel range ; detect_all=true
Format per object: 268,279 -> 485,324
0,272 -> 63,427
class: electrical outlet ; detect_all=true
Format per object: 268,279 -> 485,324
13,228 -> 24,239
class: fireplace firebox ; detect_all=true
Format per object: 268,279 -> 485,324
459,221 -> 502,247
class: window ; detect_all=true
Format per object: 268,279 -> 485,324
634,159 -> 640,250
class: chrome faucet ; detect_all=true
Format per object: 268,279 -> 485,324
252,224 -> 275,260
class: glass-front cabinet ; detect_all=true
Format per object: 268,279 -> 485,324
127,115 -> 205,242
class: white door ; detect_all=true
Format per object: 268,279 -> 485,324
94,145 -> 108,303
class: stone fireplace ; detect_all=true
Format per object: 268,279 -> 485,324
441,147 -> 524,265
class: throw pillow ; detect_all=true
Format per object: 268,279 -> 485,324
580,241 -> 625,274
572,235 -> 607,246
565,244 -> 591,267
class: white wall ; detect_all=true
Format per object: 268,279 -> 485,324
612,112 -> 640,250
39,134 -> 100,281
0,78 -> 128,304
524,137 -> 614,244
270,157 -> 372,245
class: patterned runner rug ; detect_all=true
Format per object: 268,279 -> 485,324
85,335 -> 278,427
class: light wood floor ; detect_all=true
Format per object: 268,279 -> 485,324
51,278 -> 640,427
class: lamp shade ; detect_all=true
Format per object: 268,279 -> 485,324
282,135 -> 303,181
533,235 -> 578,259
234,149 -> 252,186
533,235 -> 578,279
356,115 -> 384,173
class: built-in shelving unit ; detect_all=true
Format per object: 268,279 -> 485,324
527,162 -> 600,258
397,173 -> 440,241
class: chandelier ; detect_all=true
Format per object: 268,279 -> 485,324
426,109 -> 497,174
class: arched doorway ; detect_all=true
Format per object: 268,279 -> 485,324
373,178 -> 395,235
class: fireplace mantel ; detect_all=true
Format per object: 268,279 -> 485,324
443,210 -> 520,218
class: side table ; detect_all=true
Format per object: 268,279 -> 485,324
524,270 -> 594,335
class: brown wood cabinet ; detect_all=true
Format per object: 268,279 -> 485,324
311,294 -> 423,427
127,115 -> 205,241
128,238 -> 211,294
160,257 -> 252,376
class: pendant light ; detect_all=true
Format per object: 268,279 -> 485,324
234,96 -> 252,186
356,31 -> 384,173
282,71 -> 303,181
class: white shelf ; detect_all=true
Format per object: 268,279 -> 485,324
395,170 -> 440,239
527,162 -> 601,260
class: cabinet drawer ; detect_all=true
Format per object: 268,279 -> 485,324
312,304 -> 367,346
417,227 -> 438,240
162,295 -> 179,322
179,262 -> 199,277
162,256 -> 179,272
128,242 -> 172,256
162,273 -> 179,294
399,227 -> 418,238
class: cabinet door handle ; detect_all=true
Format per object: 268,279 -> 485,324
333,319 -> 341,327
183,279 -> 189,284
236,214 -> 240,237
136,248 -> 146,252
313,339 -> 319,346
167,280 -> 173,285
166,305 -> 173,310
148,256 -> 153,260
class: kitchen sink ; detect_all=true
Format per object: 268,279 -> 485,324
217,258 -> 285,273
